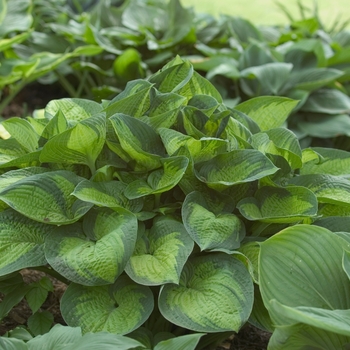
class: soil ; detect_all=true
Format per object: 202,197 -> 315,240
0,83 -> 272,349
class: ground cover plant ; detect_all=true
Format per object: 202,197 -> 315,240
0,56 -> 350,349
1,0 -> 350,349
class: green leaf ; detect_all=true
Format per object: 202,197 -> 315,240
109,113 -> 164,171
1,118 -> 39,153
182,191 -> 245,251
40,113 -> 106,171
0,337 -> 27,350
125,216 -> 194,285
44,98 -> 103,122
259,225 -> 350,326
288,174 -> 350,206
72,180 -> 143,213
26,324 -> 81,350
343,250 -> 350,281
124,156 -> 188,199
237,186 -> 318,223
268,323 -> 350,350
158,253 -> 253,332
0,209 -> 49,276
240,63 -> 293,96
27,311 -> 54,336
269,300 -> 350,336
159,128 -> 228,163
0,170 -> 93,224
154,333 -> 204,350
45,208 -> 138,286
61,275 -> 154,334
234,97 -> 298,131
113,48 -> 144,82
301,147 -> 350,177
195,149 -> 278,190
25,277 -> 53,314
301,89 -> 350,114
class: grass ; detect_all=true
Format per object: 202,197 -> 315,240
181,0 -> 349,27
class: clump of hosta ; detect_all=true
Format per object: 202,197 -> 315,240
1,57 -> 350,349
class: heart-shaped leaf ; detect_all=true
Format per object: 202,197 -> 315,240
61,275 -> 153,334
124,156 -> 188,199
182,191 -> 245,251
0,209 -> 49,276
0,170 -> 92,224
40,113 -> 106,172
158,253 -> 253,332
237,186 -> 318,223
125,216 -> 194,285
45,208 -> 138,286
195,149 -> 278,190
259,225 -> 350,326
72,179 -> 143,213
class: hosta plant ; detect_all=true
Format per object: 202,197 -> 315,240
0,57 -> 350,349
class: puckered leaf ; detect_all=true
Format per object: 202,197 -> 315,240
159,253 -> 253,332
234,96 -> 298,131
0,170 -> 92,224
0,209 -> 49,276
195,149 -> 278,190
125,216 -> 194,285
61,275 -> 154,334
45,208 -> 138,286
182,191 -> 245,251
237,186 -> 318,223
40,113 -> 106,172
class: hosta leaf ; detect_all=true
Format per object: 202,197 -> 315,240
313,216 -> 350,233
159,254 -> 254,332
301,147 -> 350,177
0,170 -> 92,224
44,98 -> 103,122
104,80 -> 153,118
234,96 -> 298,131
182,191 -> 245,251
343,250 -> 350,281
240,62 -> 293,96
159,128 -> 228,163
45,208 -> 138,286
154,333 -> 204,350
125,216 -> 194,285
1,118 -> 39,153
61,275 -> 153,334
287,68 -> 344,92
0,209 -> 49,276
40,114 -> 106,171
110,113 -> 164,171
40,109 -> 68,144
237,186 -> 318,223
0,150 -> 42,169
72,180 -> 143,213
288,174 -> 350,206
269,300 -> 350,336
259,225 -> 350,326
297,113 -> 350,138
268,323 -> 350,350
195,149 -> 278,190
301,89 -> 350,114
124,156 -> 188,199
0,167 -> 49,188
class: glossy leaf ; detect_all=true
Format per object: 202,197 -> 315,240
45,208 -> 138,286
61,275 -> 154,334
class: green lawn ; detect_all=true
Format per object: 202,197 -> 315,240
182,0 -> 349,27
